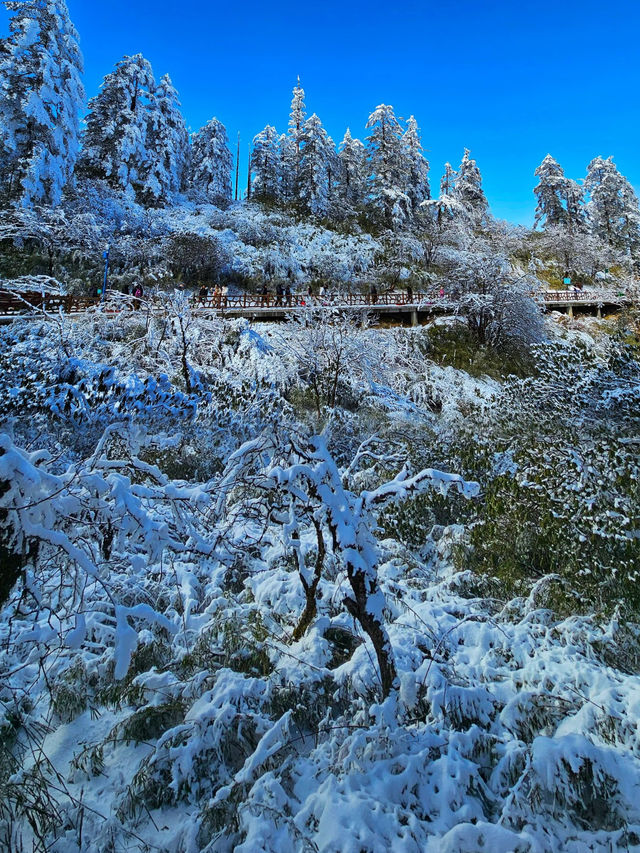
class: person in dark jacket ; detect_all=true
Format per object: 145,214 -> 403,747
133,283 -> 144,309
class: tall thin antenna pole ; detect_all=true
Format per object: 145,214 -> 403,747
235,132 -> 240,201
246,142 -> 251,200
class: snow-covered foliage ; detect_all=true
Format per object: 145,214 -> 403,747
2,16 -> 640,851
402,116 -> 430,211
143,74 -> 189,205
79,53 -> 156,197
188,117 -> 233,206
365,103 -> 412,229
0,0 -> 84,206
336,128 -> 367,218
1,305 -> 640,852
533,154 -> 584,232
454,148 -> 488,220
250,125 -> 280,203
585,156 -> 640,253
298,114 -> 336,218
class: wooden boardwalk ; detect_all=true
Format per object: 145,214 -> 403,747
0,287 -> 632,323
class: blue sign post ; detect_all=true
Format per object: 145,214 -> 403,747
101,245 -> 110,300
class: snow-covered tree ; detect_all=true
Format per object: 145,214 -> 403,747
454,148 -> 488,219
449,248 -> 545,348
336,128 -> 367,217
402,116 -> 430,211
288,76 -> 306,170
365,104 -> 410,229
0,0 -> 85,206
297,114 -> 335,217
187,117 -> 233,206
277,132 -> 296,204
585,156 -> 640,253
79,53 -> 155,198
250,125 -> 280,203
141,74 -> 188,205
534,155 -> 568,228
440,162 -> 457,197
533,154 -> 584,232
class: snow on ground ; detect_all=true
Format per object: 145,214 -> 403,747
1,307 -> 639,852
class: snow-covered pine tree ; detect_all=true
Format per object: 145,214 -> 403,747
297,113 -> 335,217
565,177 -> 585,235
533,155 -> 567,228
336,128 -> 367,218
278,132 -> 296,204
288,77 -> 306,172
79,53 -> 155,199
585,156 -> 640,253
250,125 -> 280,203
365,104 -> 410,229
0,0 -> 84,206
141,74 -> 188,206
454,148 -> 488,219
187,117 -> 233,206
402,116 -> 430,211
440,162 -> 457,197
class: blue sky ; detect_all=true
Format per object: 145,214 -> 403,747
2,0 -> 638,224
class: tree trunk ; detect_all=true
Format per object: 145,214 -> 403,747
344,562 -> 398,697
292,519 -> 325,641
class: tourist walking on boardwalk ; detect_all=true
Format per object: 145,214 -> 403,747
198,284 -> 208,304
285,284 -> 292,307
276,282 -> 284,306
370,284 -> 378,305
133,282 -> 144,309
261,284 -> 269,307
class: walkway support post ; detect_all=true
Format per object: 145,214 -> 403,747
411,308 -> 418,327
568,304 -> 573,318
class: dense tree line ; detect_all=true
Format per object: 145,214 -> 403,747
0,0 -> 639,262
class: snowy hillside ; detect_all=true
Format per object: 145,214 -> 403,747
2,1 -> 640,850
1,306 -> 640,852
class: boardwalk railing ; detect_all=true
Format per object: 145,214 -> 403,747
0,287 -> 631,318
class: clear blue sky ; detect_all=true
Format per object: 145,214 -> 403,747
2,0 -> 638,224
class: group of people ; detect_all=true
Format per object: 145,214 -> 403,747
98,281 -> 448,312
197,284 -> 229,306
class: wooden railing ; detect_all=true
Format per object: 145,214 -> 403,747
0,287 -> 630,318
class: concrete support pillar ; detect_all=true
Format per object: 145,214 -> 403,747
597,306 -> 602,319
568,305 -> 573,318
411,309 -> 418,327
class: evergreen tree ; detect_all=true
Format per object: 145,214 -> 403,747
585,156 -> 640,252
0,0 -> 85,206
278,132 -> 296,204
565,177 -> 585,234
440,162 -> 457,197
79,53 -> 155,198
288,77 -> 306,174
298,113 -> 334,217
336,128 -> 367,217
365,104 -> 410,229
402,116 -> 430,211
533,154 -> 585,232
250,125 -> 280,202
141,74 -> 188,205
454,148 -> 488,219
188,117 -> 233,205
